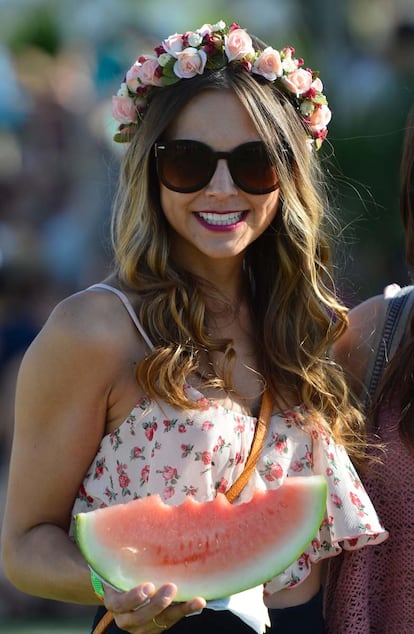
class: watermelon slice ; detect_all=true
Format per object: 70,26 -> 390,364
75,475 -> 327,600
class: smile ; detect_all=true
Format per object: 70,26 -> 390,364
196,211 -> 247,226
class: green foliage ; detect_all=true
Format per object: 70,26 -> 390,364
9,7 -> 61,56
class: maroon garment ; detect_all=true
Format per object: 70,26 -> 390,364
324,404 -> 414,633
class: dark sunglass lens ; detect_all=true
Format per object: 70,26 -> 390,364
157,141 -> 212,193
232,143 -> 278,194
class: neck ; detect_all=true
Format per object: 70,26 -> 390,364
172,250 -> 249,307
202,267 -> 251,319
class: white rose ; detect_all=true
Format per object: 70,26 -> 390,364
157,53 -> 172,67
187,32 -> 203,47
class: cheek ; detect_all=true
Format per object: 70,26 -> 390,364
160,185 -> 195,230
159,186 -> 179,225
160,185 -> 172,213
260,190 -> 280,224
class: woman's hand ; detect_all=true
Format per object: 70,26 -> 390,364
103,582 -> 206,632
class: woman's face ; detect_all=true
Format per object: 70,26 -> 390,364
158,89 -> 280,272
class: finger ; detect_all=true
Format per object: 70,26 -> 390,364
149,595 -> 207,631
112,584 -> 178,631
103,582 -> 156,614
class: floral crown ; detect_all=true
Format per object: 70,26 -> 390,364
112,20 -> 331,149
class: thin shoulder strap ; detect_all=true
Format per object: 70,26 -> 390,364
87,283 -> 155,351
366,285 -> 414,401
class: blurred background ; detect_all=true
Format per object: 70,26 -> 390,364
0,0 -> 413,630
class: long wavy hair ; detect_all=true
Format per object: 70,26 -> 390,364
371,104 -> 414,450
111,51 -> 365,457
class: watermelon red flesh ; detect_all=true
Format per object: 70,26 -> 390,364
75,475 -> 327,601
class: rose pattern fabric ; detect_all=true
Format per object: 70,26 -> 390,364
71,384 -> 388,593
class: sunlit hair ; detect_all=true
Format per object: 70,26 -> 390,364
111,53 -> 365,459
371,104 -> 414,450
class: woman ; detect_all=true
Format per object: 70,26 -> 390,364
1,20 -> 387,634
324,105 -> 414,633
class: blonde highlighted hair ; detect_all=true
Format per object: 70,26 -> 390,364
111,56 -> 365,459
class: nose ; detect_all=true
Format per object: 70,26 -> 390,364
204,158 -> 238,196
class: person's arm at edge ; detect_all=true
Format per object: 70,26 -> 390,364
333,294 -> 387,396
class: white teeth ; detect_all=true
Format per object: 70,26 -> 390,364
197,211 -> 244,225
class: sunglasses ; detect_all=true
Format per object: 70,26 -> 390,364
154,140 -> 279,195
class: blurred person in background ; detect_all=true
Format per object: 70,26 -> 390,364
0,13 -> 113,623
324,103 -> 414,633
2,19 -> 387,634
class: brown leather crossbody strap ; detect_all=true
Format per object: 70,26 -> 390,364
225,388 -> 273,503
93,609 -> 115,634
92,388 -> 273,633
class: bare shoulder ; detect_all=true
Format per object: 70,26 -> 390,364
28,284 -> 146,361
17,284 -> 149,427
334,294 -> 387,389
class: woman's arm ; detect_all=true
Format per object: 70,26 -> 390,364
1,292 -> 116,603
1,289 -> 206,631
333,294 -> 387,394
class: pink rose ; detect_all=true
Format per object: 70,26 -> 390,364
265,462 -> 283,481
216,477 -> 228,493
135,56 -> 163,86
282,68 -> 313,96
234,451 -> 244,465
197,24 -> 214,38
163,486 -> 175,500
297,553 -> 310,568
126,62 -> 142,92
290,460 -> 303,472
201,451 -> 212,465
307,104 -> 332,132
234,421 -> 245,434
252,47 -> 282,80
312,77 -> 323,92
330,493 -> 342,508
95,465 -> 104,478
275,440 -> 287,453
140,465 -> 150,482
111,95 -> 137,124
224,28 -> 254,62
162,33 -> 184,56
197,397 -> 211,411
349,491 -> 363,508
162,466 -> 178,481
173,47 -> 207,78
118,473 -> 130,488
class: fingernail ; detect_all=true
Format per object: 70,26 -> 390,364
161,586 -> 175,600
142,583 -> 154,598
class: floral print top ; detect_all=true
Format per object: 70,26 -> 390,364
70,285 -> 388,595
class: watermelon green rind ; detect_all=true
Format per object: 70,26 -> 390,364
75,475 -> 327,600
